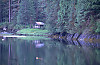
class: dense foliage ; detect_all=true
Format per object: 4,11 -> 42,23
45,0 -> 100,34
0,0 -> 100,34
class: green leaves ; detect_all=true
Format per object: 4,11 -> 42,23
95,22 -> 100,33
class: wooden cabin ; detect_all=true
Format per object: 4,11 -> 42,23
33,22 -> 45,29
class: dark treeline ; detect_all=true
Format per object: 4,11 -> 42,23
0,0 -> 100,34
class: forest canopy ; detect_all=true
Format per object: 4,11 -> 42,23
0,0 -> 100,34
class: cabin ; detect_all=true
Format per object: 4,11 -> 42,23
33,22 -> 45,29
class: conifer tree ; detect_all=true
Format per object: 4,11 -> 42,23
17,0 -> 36,26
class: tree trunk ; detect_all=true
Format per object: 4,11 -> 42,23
0,1 -> 1,22
9,0 -> 11,23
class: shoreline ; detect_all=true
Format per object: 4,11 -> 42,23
0,30 -> 100,43
50,33 -> 100,43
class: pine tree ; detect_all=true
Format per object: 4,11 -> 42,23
17,0 -> 36,26
0,0 -> 1,22
9,0 -> 11,23
45,0 -> 59,33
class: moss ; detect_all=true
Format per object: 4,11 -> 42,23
84,38 -> 90,42
84,38 -> 100,43
52,35 -> 59,39
88,38 -> 93,43
72,38 -> 77,41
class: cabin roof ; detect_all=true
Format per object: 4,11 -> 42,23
36,22 -> 44,25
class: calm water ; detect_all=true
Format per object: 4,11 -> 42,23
0,37 -> 100,65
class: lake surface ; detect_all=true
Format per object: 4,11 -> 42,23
0,37 -> 100,65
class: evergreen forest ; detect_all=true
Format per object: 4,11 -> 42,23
0,0 -> 100,35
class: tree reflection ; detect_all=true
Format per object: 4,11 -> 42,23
0,38 -> 100,65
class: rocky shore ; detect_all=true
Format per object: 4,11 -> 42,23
50,32 -> 100,43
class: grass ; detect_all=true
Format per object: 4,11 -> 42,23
0,28 -> 50,41
16,28 -> 50,36
17,36 -> 50,41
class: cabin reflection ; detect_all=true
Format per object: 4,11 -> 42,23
34,40 -> 44,48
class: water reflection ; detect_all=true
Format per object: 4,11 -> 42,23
0,37 -> 100,65
2,37 -> 6,41
34,40 -> 44,48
